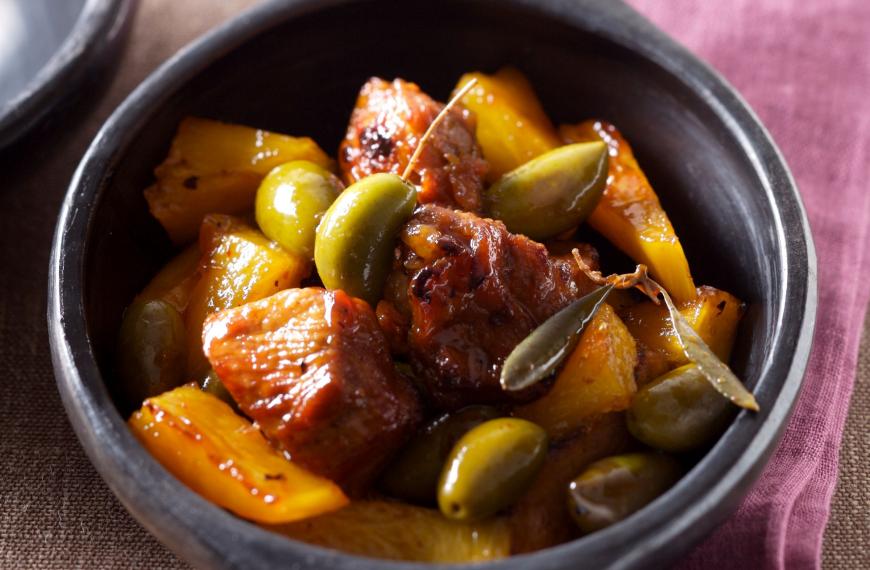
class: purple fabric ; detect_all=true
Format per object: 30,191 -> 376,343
625,0 -> 870,567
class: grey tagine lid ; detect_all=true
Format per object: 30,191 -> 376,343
0,0 -> 133,150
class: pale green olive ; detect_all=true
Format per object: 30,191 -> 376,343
118,299 -> 187,405
200,369 -> 240,413
438,418 -> 548,521
380,405 -> 501,505
627,364 -> 733,452
314,173 -> 416,304
486,141 -> 608,240
255,160 -> 343,258
567,453 -> 682,533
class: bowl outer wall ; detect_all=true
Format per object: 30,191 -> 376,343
48,0 -> 817,568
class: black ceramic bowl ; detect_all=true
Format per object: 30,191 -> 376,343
48,0 -> 816,568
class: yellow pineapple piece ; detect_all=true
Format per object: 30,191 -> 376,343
270,500 -> 510,563
516,304 -> 637,439
129,385 -> 348,524
622,285 -> 744,368
455,68 -> 560,182
560,120 -> 696,303
184,214 -> 309,376
145,117 -> 334,244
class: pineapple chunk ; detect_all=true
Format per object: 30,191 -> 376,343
455,68 -> 560,182
135,244 -> 201,312
145,117 -> 334,244
129,385 -> 348,524
270,500 -> 510,563
483,67 -> 555,136
622,285 -> 744,368
184,214 -> 309,376
560,120 -> 696,303
516,304 -> 637,439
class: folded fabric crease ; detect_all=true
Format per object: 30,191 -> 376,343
628,1 -> 870,567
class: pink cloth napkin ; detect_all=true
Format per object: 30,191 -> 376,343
626,0 -> 870,567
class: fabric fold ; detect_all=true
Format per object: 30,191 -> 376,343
627,1 -> 870,567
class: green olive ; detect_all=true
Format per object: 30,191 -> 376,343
438,418 -> 548,521
255,160 -> 343,258
380,405 -> 501,505
118,299 -> 187,405
486,142 -> 608,240
627,364 -> 733,453
568,453 -> 682,534
314,173 -> 416,304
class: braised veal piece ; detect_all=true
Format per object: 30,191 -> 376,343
202,288 -> 422,492
380,204 -> 600,409
340,78 -> 487,212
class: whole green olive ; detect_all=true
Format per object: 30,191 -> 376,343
118,299 -> 187,405
567,453 -> 682,534
255,160 -> 343,258
485,141 -> 608,240
314,173 -> 416,304
627,364 -> 733,453
380,405 -> 501,505
438,417 -> 548,521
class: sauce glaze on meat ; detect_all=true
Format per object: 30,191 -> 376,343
203,288 -> 422,493
339,78 -> 487,213
379,204 -> 600,409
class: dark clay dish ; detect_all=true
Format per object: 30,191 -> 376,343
48,0 -> 816,568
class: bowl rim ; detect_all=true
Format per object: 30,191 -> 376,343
48,0 -> 817,568
0,0 -> 132,149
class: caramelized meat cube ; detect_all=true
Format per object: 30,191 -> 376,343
339,78 -> 487,212
202,288 -> 421,492
385,204 -> 600,409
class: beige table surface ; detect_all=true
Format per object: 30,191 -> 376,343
0,0 -> 865,568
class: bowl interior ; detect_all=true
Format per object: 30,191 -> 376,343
77,0 -> 793,565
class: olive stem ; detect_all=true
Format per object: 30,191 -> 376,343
401,78 -> 478,181
571,249 -> 662,302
